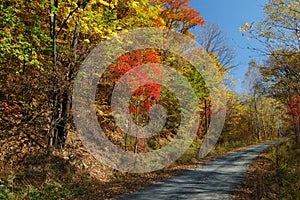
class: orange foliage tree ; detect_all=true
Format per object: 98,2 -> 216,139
158,0 -> 205,37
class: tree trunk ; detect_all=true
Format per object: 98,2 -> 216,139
48,0 -> 62,150
295,119 -> 300,144
47,0 -> 85,150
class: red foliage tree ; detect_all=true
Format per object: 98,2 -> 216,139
290,96 -> 300,119
287,96 -> 300,143
289,96 -> 300,124
109,50 -> 162,114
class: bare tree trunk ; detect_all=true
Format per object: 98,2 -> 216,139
48,0 -> 59,150
277,115 -> 280,138
204,98 -> 209,147
47,0 -> 89,150
295,118 -> 300,144
253,91 -> 261,141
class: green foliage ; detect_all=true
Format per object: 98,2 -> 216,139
0,1 -> 51,71
0,173 -> 87,200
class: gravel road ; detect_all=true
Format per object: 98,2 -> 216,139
117,140 -> 280,200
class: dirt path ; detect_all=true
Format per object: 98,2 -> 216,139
117,141 -> 280,200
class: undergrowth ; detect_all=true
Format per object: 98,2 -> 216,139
234,139 -> 300,200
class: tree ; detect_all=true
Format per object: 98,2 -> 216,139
240,0 -> 300,95
97,49 -> 163,153
243,60 -> 265,141
240,0 -> 300,56
46,0 -> 166,149
261,51 -> 300,100
157,0 -> 205,37
195,22 -> 236,69
288,96 -> 300,142
258,51 -> 300,142
0,0 -> 166,154
240,0 -> 300,94
0,0 -> 220,158
45,0 -> 207,149
241,0 -> 300,143
221,92 -> 250,143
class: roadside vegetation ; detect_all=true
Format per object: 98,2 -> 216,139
233,138 -> 300,200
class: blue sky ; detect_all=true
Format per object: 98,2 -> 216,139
190,0 -> 268,91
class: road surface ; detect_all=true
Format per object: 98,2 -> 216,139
117,141 -> 280,200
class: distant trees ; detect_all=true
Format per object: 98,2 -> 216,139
221,90 -> 285,145
244,60 -> 265,141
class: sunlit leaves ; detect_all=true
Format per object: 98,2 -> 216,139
0,1 -> 51,70
241,0 -> 300,54
240,22 -> 252,32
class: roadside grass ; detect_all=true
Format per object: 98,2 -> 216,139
0,156 -> 91,200
233,139 -> 300,200
0,179 -> 86,200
